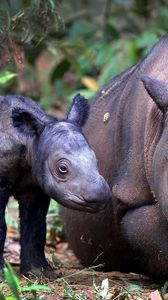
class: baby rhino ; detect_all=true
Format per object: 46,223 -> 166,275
0,94 -> 111,277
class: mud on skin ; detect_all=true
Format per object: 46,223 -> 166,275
0,94 -> 111,278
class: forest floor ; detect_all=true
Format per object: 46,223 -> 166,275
2,238 -> 163,300
0,200 -> 167,300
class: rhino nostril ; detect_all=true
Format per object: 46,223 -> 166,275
85,184 -> 111,205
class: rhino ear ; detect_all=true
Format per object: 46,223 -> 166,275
12,108 -> 45,137
141,75 -> 168,111
67,94 -> 90,127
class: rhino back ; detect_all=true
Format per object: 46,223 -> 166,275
0,95 -> 48,182
84,33 -> 168,196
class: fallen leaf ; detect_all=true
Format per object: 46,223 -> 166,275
149,290 -> 162,300
84,289 -> 94,299
101,278 -> 109,299
56,242 -> 69,252
126,284 -> 142,292
55,296 -> 63,300
82,76 -> 99,91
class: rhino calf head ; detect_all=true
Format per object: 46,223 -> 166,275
12,94 -> 111,212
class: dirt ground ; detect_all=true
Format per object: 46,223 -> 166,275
2,231 -> 165,300
0,200 -> 166,299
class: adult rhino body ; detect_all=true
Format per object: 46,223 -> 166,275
60,33 -> 168,280
0,94 -> 111,277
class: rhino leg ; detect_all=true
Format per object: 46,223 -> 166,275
121,203 -> 168,281
0,177 -> 10,279
19,189 -> 53,278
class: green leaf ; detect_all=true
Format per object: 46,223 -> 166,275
136,31 -> 159,54
48,0 -> 57,11
96,43 -> 111,68
126,284 -> 143,292
51,59 -> 70,82
68,89 -> 95,102
159,7 -> 168,30
98,39 -> 138,86
21,284 -> 51,292
2,297 -> 17,300
0,72 -> 17,85
105,22 -> 120,40
69,20 -> 93,40
4,263 -> 21,300
98,57 -> 120,86
52,254 -> 62,268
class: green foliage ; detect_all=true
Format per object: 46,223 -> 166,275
40,1 -> 168,104
51,59 -> 70,82
1,262 -> 50,300
48,200 -> 64,240
63,282 -> 92,300
0,0 -> 63,66
0,0 -> 62,45
135,31 -> 159,55
1,1 -> 168,106
67,89 -> 95,103
0,71 -> 17,84
4,263 -> 20,300
159,7 -> 168,30
126,284 -> 142,292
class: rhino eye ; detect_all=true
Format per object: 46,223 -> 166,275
58,164 -> 68,175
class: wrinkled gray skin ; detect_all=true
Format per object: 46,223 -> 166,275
0,94 -> 111,277
60,33 -> 168,281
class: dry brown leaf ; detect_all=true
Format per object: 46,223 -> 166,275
82,76 -> 99,91
149,290 -> 162,300
84,289 -> 94,299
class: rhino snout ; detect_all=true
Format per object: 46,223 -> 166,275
54,176 -> 111,213
84,176 -> 111,211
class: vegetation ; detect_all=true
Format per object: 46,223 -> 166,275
1,0 -> 168,298
1,262 -> 50,299
0,262 -> 156,300
1,0 -> 168,106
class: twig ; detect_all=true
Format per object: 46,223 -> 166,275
56,264 -> 104,282
103,0 -> 112,40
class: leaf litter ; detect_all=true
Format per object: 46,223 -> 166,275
1,199 -> 167,300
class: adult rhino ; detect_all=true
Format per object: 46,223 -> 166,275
60,33 -> 168,281
0,94 -> 110,277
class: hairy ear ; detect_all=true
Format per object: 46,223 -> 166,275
67,94 -> 90,127
141,75 -> 168,111
12,108 -> 45,136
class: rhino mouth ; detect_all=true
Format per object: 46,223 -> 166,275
60,194 -> 101,213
